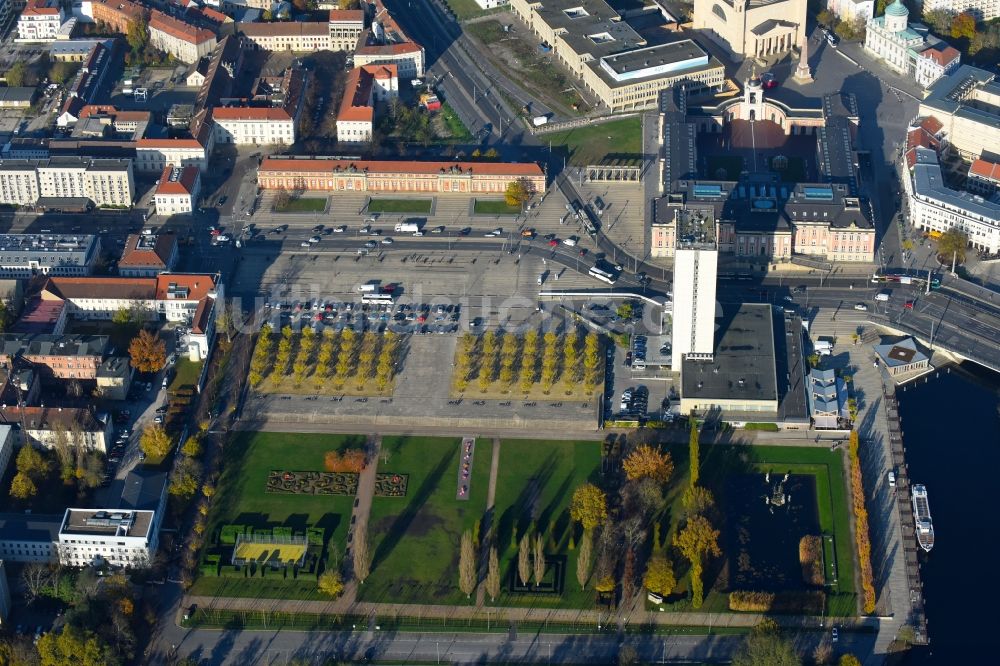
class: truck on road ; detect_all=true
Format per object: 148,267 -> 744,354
532,115 -> 549,127
394,220 -> 423,233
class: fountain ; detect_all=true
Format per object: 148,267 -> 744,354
764,471 -> 792,513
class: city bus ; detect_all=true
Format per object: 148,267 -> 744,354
588,264 -> 618,285
361,293 -> 395,305
871,270 -> 940,290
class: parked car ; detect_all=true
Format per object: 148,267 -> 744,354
854,303 -> 868,311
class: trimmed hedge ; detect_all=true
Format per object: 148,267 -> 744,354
744,422 -> 780,432
849,431 -> 877,614
219,525 -> 246,545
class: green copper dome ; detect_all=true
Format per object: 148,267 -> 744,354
885,0 -> 909,17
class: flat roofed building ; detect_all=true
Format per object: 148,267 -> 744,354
154,164 -> 201,215
119,233 -> 179,276
258,157 -> 547,195
57,508 -> 158,568
0,513 -> 61,563
671,209 -> 718,369
903,146 -> 1000,254
0,233 -> 100,278
0,157 -> 134,207
918,65 -> 1000,161
807,367 -> 848,429
680,304 -> 779,417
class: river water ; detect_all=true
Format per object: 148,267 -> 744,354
896,363 -> 1000,663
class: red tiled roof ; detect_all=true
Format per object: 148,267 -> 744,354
338,67 -> 376,124
22,0 -> 61,16
136,138 -> 204,149
260,158 -> 545,177
905,116 -> 943,168
211,106 -> 291,121
191,296 -> 214,335
119,233 -> 178,268
356,42 -> 423,56
43,276 -> 156,300
156,164 -> 199,196
328,9 -> 365,22
969,159 -> 1000,183
921,45 -> 960,67
155,273 -> 218,302
78,105 -> 151,123
149,10 -> 217,45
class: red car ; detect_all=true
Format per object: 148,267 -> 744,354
904,300 -> 914,309
761,73 -> 778,89
548,239 -> 559,247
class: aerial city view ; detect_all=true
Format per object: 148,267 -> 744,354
0,0 -> 999,664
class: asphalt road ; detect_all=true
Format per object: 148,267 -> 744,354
159,625 -> 875,665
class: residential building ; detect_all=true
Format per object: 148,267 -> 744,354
691,0 -> 807,59
56,508 -> 159,568
903,146 -> 1000,254
0,406 -> 112,453
0,366 -> 41,406
119,233 -> 179,276
0,233 -> 100,278
96,355 -> 132,400
10,297 -> 68,335
0,157 -> 134,208
135,138 -> 210,174
864,1 -> 960,89
0,333 -> 108,379
50,38 -> 111,61
807,368 -> 848,429
194,35 -> 244,111
671,213 -> 718,369
921,0 -> 1000,21
825,0 -> 873,23
509,0 -> 723,111
328,9 -> 365,50
680,304 -> 779,416
918,65 -> 1000,161
211,107 -> 295,145
149,10 -> 218,64
874,337 -> 931,377
258,157 -> 547,195
17,0 -> 65,42
58,42 -> 113,124
238,11 -> 363,52
89,0 -> 146,33
0,513 -> 61,563
336,64 -> 398,145
353,0 -> 424,78
153,164 -> 201,214
967,158 -> 1000,197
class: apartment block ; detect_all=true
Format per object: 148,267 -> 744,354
0,157 -> 134,207
135,138 -> 209,173
238,10 -> 363,52
119,233 -> 179,276
56,508 -> 159,569
17,0 -> 65,42
922,0 -> 999,21
211,107 -> 295,146
0,233 -> 100,278
90,0 -> 145,33
149,10 -> 217,65
0,333 -> 108,380
336,64 -> 398,145
153,164 -> 201,214
0,406 -> 113,453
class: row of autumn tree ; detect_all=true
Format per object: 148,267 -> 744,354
455,328 -> 602,395
250,324 -> 401,392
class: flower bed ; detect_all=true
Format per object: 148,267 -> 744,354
374,473 -> 408,497
266,471 -> 359,496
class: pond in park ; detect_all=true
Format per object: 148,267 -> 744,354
725,473 -> 820,591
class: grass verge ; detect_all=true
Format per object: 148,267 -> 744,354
274,197 -> 328,213
543,117 -> 643,167
367,198 -> 433,214
473,199 -> 521,215
439,103 -> 472,141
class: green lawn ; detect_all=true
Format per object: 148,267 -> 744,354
490,439 -> 604,609
707,155 -> 744,180
443,0 -> 498,20
544,117 -> 643,167
190,431 -> 364,600
439,102 -> 472,141
273,197 -> 327,213
359,436 -> 489,605
169,357 -> 202,393
367,198 -> 433,214
474,199 -> 521,215
699,445 -> 857,616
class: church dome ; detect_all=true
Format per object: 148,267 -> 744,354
885,0 -> 909,18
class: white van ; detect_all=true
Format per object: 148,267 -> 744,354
875,290 -> 891,302
888,471 -> 896,487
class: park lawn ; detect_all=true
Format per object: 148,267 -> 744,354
359,436 -> 489,605
190,431 -> 364,600
489,439 -> 604,609
274,197 -> 327,213
707,155 -> 744,180
474,199 -> 521,215
169,357 -> 202,393
367,198 -> 433,214
544,117 -> 642,167
443,0 -> 495,20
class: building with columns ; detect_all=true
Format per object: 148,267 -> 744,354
864,1 -> 960,89
692,0 -> 807,59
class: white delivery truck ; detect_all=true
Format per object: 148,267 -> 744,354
875,290 -> 891,302
394,221 -> 421,233
357,283 -> 378,293
814,340 -> 833,356
532,115 -> 549,127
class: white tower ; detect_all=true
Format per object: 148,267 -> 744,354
671,208 -> 718,369
884,0 -> 909,33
